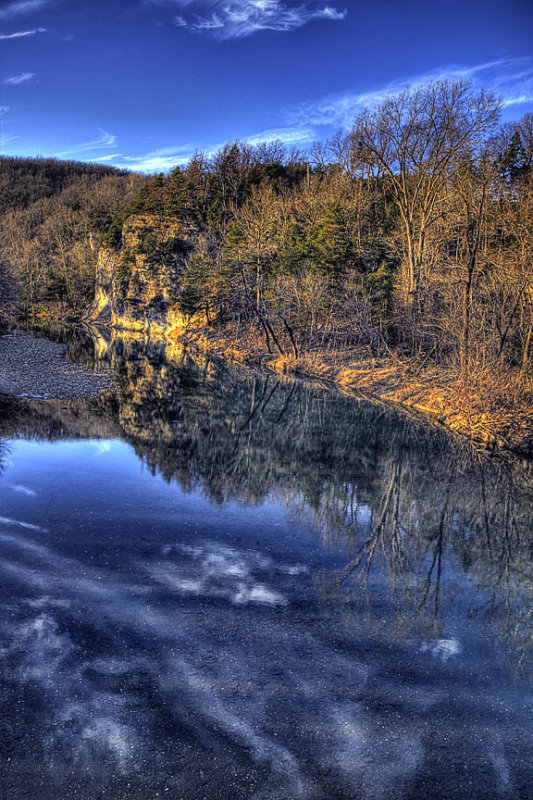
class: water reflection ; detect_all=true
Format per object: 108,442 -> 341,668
53,328 -> 533,669
0,327 -> 532,799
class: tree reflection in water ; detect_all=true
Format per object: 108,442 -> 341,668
2,326 -> 531,678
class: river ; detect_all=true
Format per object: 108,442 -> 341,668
0,328 -> 531,799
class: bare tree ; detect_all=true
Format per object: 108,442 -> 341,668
351,80 -> 500,310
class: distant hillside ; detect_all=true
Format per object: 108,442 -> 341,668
0,156 -> 128,214
0,157 -> 146,317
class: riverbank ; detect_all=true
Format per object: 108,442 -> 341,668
2,323 -> 531,459
174,325 -> 533,459
0,329 -> 111,399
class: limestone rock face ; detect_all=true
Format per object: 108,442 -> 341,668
87,213 -> 190,336
89,246 -> 118,325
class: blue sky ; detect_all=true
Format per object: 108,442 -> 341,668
0,0 -> 532,172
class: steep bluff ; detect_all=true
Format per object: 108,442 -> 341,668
88,212 -> 191,336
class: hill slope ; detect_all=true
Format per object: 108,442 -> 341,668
0,157 -> 146,318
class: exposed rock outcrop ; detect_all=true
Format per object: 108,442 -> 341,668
87,213 -> 191,336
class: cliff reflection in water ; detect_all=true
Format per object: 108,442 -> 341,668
4,327 -> 533,676
1,327 -> 532,799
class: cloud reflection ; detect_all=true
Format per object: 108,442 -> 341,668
0,525 -> 443,799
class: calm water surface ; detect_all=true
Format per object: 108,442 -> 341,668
0,329 -> 531,799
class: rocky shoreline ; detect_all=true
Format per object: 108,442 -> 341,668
0,329 -> 111,399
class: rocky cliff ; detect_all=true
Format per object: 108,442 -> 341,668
87,212 -> 192,336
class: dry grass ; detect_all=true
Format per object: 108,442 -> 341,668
172,323 -> 533,458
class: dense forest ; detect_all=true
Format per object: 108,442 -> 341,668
1,80 -> 532,412
0,157 -> 145,319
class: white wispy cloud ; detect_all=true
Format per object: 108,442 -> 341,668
0,132 -> 20,147
0,0 -> 51,19
113,151 -> 193,173
110,142 -> 196,172
293,58 -> 533,129
487,59 -> 533,109
502,94 -> 533,108
0,515 -> 46,532
108,126 -> 313,172
4,71 -> 35,85
0,105 -> 10,115
243,125 -> 314,146
85,153 -> 123,163
152,0 -> 346,39
0,25 -> 46,38
9,483 -> 37,497
54,129 -> 117,158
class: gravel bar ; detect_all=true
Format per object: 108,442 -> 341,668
0,329 -> 111,399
